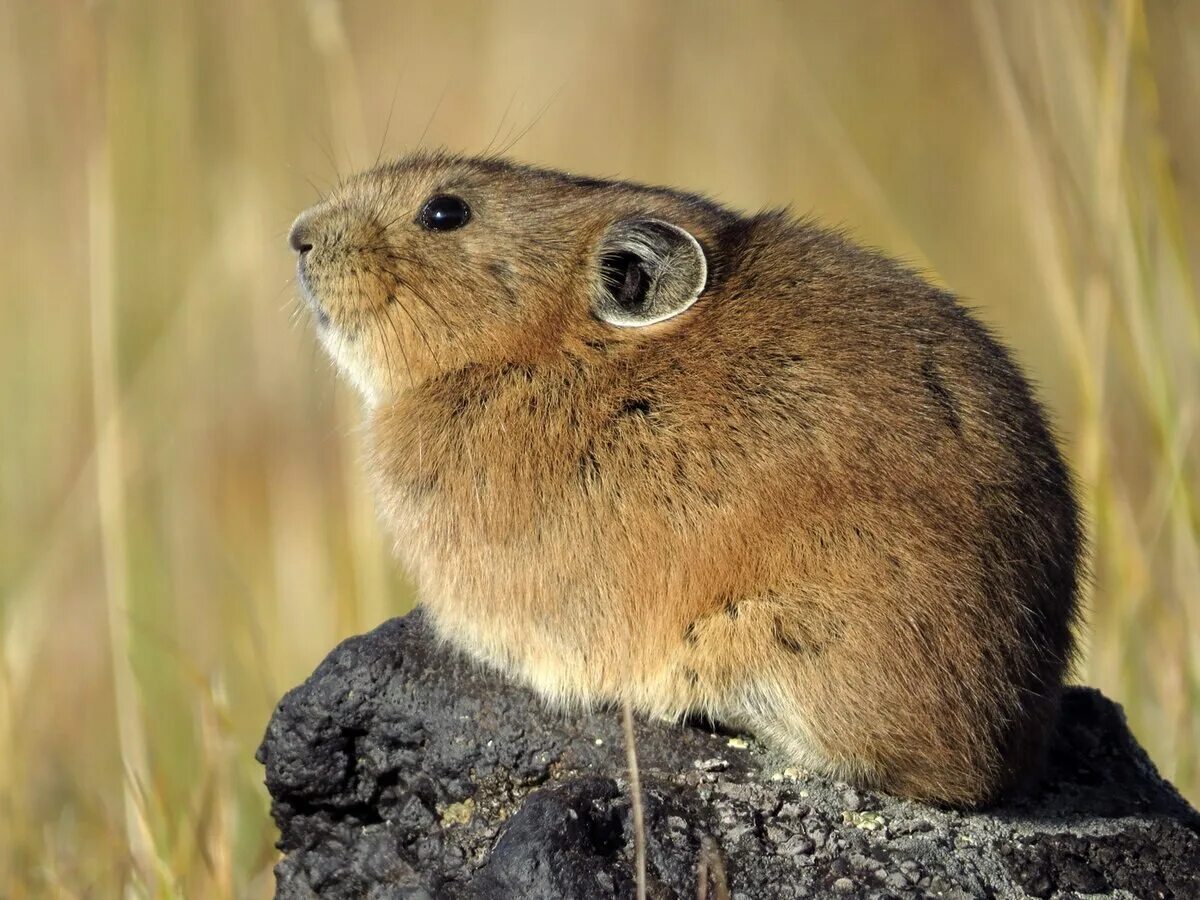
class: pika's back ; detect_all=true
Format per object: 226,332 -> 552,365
290,153 -> 1082,806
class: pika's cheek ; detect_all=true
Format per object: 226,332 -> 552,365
319,266 -> 394,323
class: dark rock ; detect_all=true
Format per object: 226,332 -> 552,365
258,610 -> 1200,899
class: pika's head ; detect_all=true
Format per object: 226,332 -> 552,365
289,153 -> 729,404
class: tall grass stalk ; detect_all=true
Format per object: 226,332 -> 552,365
85,13 -> 158,893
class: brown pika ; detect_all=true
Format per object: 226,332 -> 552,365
288,152 -> 1082,807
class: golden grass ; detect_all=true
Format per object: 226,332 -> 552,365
1,1 -> 1196,895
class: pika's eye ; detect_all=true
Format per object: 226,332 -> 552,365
419,195 -> 471,231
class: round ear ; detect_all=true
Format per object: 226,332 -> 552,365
592,218 -> 708,327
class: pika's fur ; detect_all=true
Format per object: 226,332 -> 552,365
288,152 -> 1082,806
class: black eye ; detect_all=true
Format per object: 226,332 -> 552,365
419,195 -> 471,231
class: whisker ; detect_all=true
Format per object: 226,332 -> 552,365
493,86 -> 563,158
481,89 -> 519,158
394,274 -> 455,336
417,85 -> 449,150
303,175 -> 329,204
369,294 -> 406,395
350,271 -> 400,393
307,130 -> 342,184
376,67 -> 406,168
361,214 -> 410,244
386,291 -> 441,374
365,244 -> 456,333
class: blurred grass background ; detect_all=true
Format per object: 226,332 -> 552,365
1,0 -> 1197,895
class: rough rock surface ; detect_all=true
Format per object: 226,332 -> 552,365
258,611 -> 1200,899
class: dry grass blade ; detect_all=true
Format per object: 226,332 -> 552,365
622,700 -> 647,900
696,834 -> 730,900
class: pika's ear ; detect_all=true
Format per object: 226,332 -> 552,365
592,218 -> 708,327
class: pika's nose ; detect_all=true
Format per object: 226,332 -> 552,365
288,216 -> 315,255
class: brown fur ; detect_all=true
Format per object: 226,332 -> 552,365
288,152 -> 1082,806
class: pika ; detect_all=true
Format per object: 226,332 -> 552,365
288,152 -> 1082,807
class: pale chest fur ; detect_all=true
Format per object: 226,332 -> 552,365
369,430 -> 685,710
